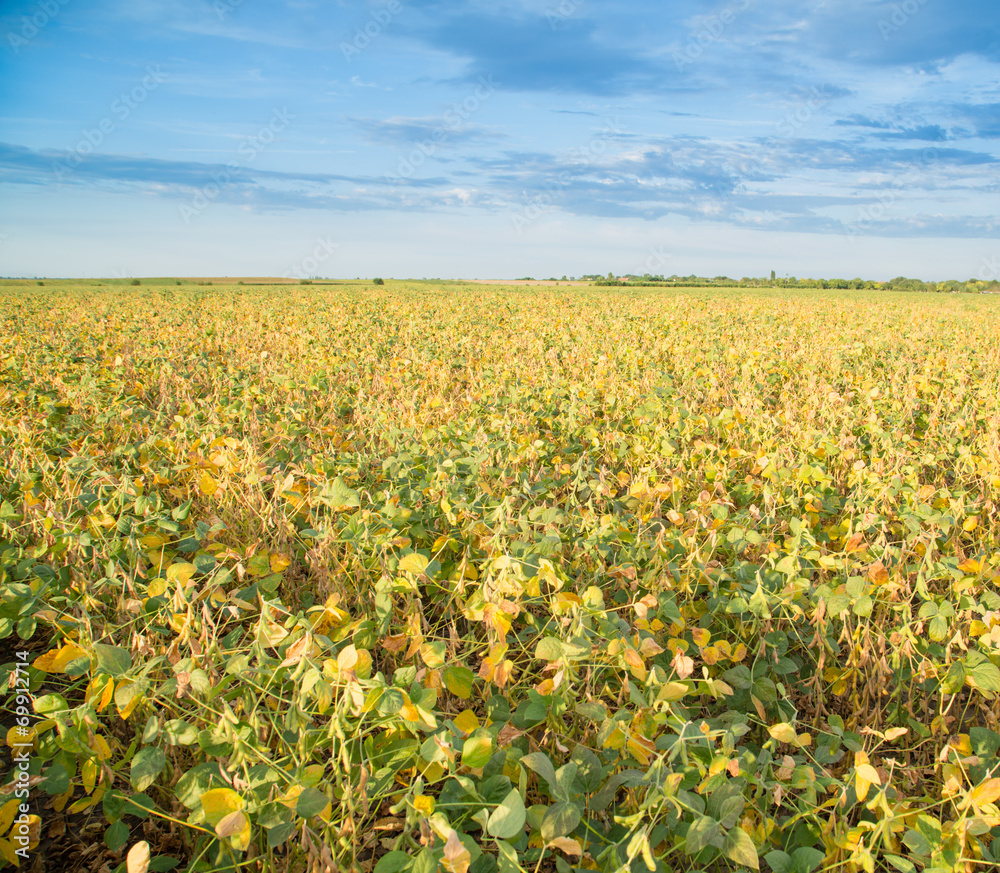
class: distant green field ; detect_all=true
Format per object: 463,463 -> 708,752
1,281 -> 998,873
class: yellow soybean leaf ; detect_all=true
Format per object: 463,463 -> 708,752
413,795 -> 435,816
487,609 -> 512,636
855,771 -> 875,801
0,838 -> 19,866
198,472 -> 218,496
277,785 -> 302,809
337,644 -> 358,671
310,598 -> 349,635
709,755 -> 730,777
20,815 -> 40,849
400,697 -> 438,729
82,759 -> 98,794
493,660 -> 514,689
99,676 -> 115,712
623,648 -> 644,670
857,763 -> 881,786
656,682 -> 689,702
200,788 -> 245,827
950,735 -> 974,757
420,641 -> 447,670
603,727 -> 625,750
67,795 -> 101,815
167,562 -> 197,587
147,577 -> 168,597
535,678 -> 555,696
968,778 -> 1000,808
0,799 -> 19,836
399,699 -> 422,723
93,734 -> 112,761
639,637 -> 665,657
963,517 -> 979,532
34,642 -> 89,673
691,628 -> 711,647
115,678 -> 143,719
399,553 -> 430,575
768,723 -> 798,745
453,710 -> 480,734
354,649 -> 373,679
257,617 -> 288,647
6,725 -> 34,748
270,553 -> 290,573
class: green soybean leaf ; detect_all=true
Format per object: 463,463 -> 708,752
463,732 -> 494,769
540,801 -> 581,842
722,827 -> 759,870
520,752 -> 557,792
443,664 -> 474,698
130,747 -> 167,792
487,788 -> 526,840
296,786 -> 330,818
375,851 -> 414,873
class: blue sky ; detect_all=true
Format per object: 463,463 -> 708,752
1,0 -> 999,280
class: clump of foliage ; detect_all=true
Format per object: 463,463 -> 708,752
373,278 -> 385,286
0,280 -> 998,873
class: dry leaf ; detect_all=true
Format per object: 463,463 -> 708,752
671,650 -> 694,679
441,830 -> 471,873
126,841 -> 150,873
548,837 -> 583,857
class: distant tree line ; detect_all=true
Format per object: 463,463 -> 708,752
589,273 -> 1000,293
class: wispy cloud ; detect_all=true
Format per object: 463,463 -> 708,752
5,126 -> 994,240
350,115 -> 505,146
